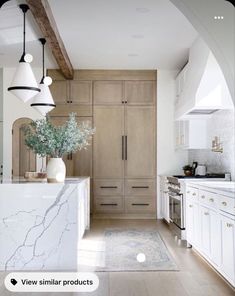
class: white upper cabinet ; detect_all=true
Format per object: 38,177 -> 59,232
175,119 -> 209,150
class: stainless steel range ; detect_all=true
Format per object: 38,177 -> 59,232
167,177 -> 185,238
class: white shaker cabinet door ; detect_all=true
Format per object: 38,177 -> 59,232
200,205 -> 211,256
210,210 -> 221,266
221,214 -> 235,283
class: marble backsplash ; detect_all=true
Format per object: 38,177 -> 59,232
189,109 -> 235,180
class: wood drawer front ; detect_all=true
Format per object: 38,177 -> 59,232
219,195 -> 235,216
125,197 -> 155,214
199,190 -> 218,209
94,180 -> 123,196
94,197 -> 124,213
125,179 -> 155,195
49,104 -> 92,117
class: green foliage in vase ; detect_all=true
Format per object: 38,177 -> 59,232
24,113 -> 95,158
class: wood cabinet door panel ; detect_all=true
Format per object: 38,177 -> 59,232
125,81 -> 155,105
125,106 -> 155,178
93,81 -> 123,105
50,80 -> 68,104
70,81 -> 92,104
93,106 -> 124,178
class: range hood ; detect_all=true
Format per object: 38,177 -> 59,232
175,38 -> 234,120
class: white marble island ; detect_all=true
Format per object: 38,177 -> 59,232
0,178 -> 90,271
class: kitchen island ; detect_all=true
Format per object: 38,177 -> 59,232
0,178 -> 90,271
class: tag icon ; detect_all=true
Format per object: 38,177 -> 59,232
10,279 -> 18,286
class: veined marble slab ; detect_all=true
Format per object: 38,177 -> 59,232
0,178 -> 90,271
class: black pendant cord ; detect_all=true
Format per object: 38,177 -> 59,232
19,4 -> 29,62
39,38 -> 46,82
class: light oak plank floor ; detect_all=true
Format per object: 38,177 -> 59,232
0,219 -> 234,296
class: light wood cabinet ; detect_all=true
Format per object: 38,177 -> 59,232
93,98 -> 156,217
124,81 -> 155,105
50,80 -> 92,105
93,106 -> 124,178
125,106 -> 155,178
93,81 -> 123,105
48,69 -> 156,218
50,80 -> 68,104
70,81 -> 92,104
50,116 -> 93,177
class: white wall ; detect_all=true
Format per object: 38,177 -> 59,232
170,0 -> 235,104
2,67 -> 43,178
157,70 -> 188,217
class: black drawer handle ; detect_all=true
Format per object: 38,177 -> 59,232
100,186 -> 118,189
100,203 -> 118,206
132,186 -> 149,189
132,203 -> 149,206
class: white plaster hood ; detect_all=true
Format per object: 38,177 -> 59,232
175,38 -> 234,120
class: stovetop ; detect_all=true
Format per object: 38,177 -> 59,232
173,173 -> 225,179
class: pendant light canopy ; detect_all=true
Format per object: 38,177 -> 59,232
8,4 -> 40,102
30,38 -> 56,116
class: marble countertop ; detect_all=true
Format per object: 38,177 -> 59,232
0,177 -> 89,184
188,181 -> 235,198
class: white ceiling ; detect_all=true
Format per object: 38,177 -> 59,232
0,0 -> 197,70
0,0 -> 56,68
48,0 -> 198,70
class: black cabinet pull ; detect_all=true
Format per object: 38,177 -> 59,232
100,203 -> 118,206
132,203 -> 149,206
100,186 -> 118,189
132,186 -> 149,189
125,135 -> 127,160
122,136 -> 124,160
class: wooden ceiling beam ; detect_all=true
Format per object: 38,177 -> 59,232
26,0 -> 74,79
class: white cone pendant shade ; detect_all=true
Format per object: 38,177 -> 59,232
8,4 -> 40,102
31,82 -> 55,116
30,38 -> 56,116
8,61 -> 40,102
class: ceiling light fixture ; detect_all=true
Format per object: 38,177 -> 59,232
8,4 -> 40,102
30,38 -> 55,116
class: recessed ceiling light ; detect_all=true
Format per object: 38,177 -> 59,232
132,34 -> 144,39
128,53 -> 139,57
136,7 -> 150,13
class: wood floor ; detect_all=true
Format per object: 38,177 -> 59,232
0,219 -> 234,296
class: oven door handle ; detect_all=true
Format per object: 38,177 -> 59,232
168,193 -> 182,201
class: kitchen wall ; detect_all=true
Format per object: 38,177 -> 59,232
157,70 -> 188,217
189,109 -> 235,180
2,67 -> 43,178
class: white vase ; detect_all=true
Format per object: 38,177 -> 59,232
47,158 -> 66,183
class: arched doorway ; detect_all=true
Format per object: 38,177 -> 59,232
12,118 -> 36,177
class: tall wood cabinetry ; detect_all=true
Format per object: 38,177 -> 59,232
93,75 -> 156,218
48,70 -> 157,218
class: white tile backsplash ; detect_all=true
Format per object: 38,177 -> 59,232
189,109 -> 235,180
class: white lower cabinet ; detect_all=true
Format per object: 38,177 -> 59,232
186,185 -> 235,287
221,214 -> 235,283
200,205 -> 211,256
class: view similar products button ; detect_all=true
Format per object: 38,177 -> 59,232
5,272 -> 99,293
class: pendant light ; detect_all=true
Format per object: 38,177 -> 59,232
8,4 -> 40,102
30,38 -> 56,116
